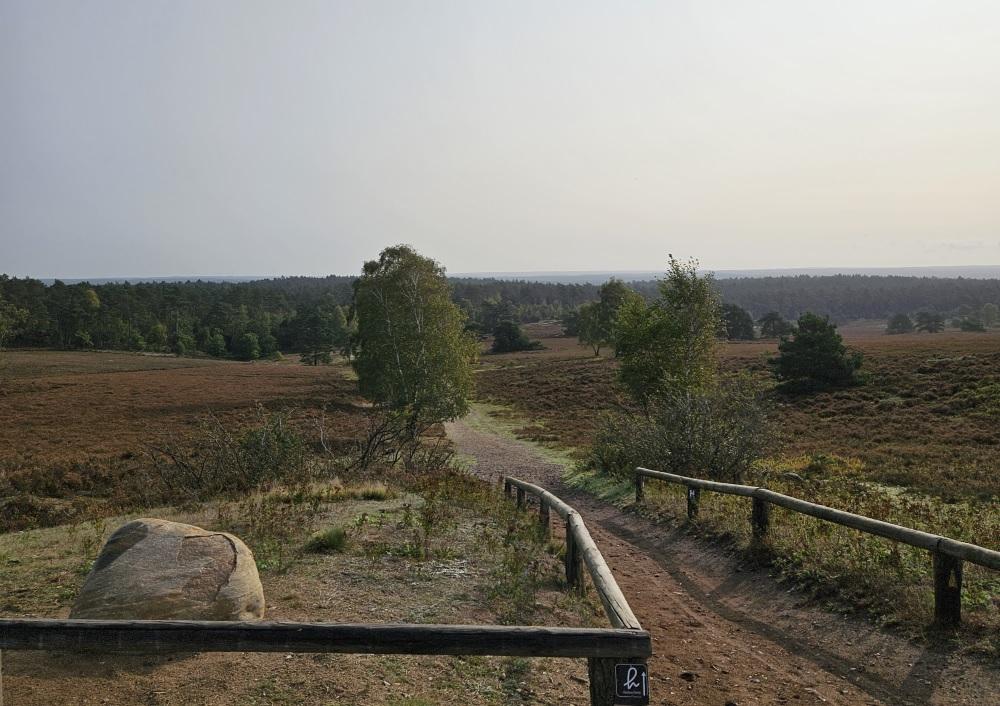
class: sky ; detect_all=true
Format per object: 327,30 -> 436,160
2,1 -> 999,278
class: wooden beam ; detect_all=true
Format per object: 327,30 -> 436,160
0,619 -> 651,658
569,514 -> 642,631
635,468 -> 1000,571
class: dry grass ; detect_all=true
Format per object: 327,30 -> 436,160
480,322 -> 1000,500
0,351 -> 367,530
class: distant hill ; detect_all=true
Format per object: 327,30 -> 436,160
454,265 -> 1000,285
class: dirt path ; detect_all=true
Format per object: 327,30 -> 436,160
446,412 -> 999,706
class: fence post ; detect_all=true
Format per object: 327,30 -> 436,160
504,479 -> 512,498
686,487 -> 700,519
516,487 -> 526,509
751,497 -> 770,544
539,500 -> 551,540
933,552 -> 962,628
565,515 -> 582,592
634,473 -> 644,503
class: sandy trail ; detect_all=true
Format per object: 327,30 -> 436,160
446,411 -> 998,706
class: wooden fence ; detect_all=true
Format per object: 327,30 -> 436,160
0,481 -> 651,706
634,466 -> 1000,627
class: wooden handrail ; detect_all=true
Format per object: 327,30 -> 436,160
634,465 -> 999,627
635,467 -> 1000,570
0,619 -> 651,658
502,476 -> 643,632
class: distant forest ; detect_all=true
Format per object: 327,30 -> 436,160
1,273 -> 998,357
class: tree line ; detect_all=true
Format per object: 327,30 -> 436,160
3,270 -> 999,357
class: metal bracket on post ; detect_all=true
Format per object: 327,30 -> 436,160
686,487 -> 700,519
589,656 -> 649,705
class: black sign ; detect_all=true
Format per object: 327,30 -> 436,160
615,663 -> 649,704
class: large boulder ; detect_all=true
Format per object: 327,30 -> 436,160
71,518 -> 265,621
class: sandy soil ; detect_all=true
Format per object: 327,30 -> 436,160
446,412 -> 1000,706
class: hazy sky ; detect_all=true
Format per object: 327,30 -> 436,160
2,1 -> 999,277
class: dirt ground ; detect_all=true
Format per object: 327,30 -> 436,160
446,408 -> 1000,706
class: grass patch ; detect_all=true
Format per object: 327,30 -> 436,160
304,525 -> 349,553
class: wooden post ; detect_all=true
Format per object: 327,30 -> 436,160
933,552 -> 962,628
751,497 -> 770,544
539,500 -> 551,540
516,487 -> 526,509
565,518 -> 582,592
504,480 -> 512,498
634,473 -> 644,503
686,487 -> 700,519
588,657 -> 616,705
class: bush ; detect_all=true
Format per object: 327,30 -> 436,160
771,313 -> 862,391
234,332 -> 261,360
491,320 -> 543,353
886,313 -> 914,335
305,526 -> 349,553
148,406 -> 310,502
584,376 -> 773,483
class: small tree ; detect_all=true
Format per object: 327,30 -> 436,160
757,312 -> 793,338
576,279 -> 643,356
585,375 -> 773,483
204,330 -> 228,357
615,256 -> 720,407
491,320 -> 542,353
721,303 -> 755,340
979,303 -> 998,328
771,313 -> 862,390
352,245 -> 477,451
915,311 -> 945,333
234,332 -> 261,361
886,313 -> 914,335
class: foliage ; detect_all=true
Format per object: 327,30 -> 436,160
721,303 -> 755,340
885,313 -> 914,335
915,311 -> 945,333
0,293 -> 28,349
771,313 -> 862,390
959,318 -> 987,332
352,245 -> 477,455
981,302 -> 999,327
576,278 -> 643,355
290,301 -> 349,365
304,525 -> 349,553
584,376 -> 773,482
234,331 -> 261,360
148,407 -> 310,503
491,320 -> 542,353
615,256 -> 721,407
757,311 -> 793,338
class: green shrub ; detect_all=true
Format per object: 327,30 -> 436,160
305,526 -> 348,553
585,375 -> 773,483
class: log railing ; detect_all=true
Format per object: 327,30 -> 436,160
0,481 -> 652,706
502,476 -> 649,702
634,466 -> 1000,628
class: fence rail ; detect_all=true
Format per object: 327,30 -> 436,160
502,476 -> 649,702
634,466 -> 1000,627
0,480 -> 651,706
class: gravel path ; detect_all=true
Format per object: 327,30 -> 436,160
446,409 -> 999,706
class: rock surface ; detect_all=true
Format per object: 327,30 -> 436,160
71,518 -> 265,621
